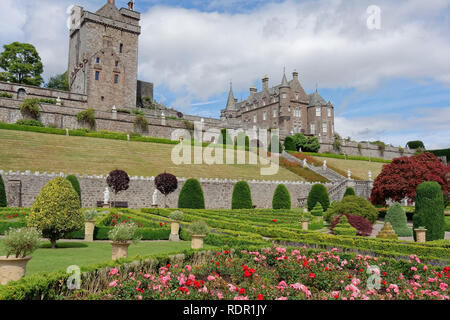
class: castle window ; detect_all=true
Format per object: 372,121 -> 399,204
322,122 -> 327,133
120,43 -> 123,53
296,93 -> 299,100
96,57 -> 100,63
263,100 -> 266,106
115,60 -> 119,67
273,109 -> 277,118
263,111 -> 266,120
328,107 -> 331,117
316,107 -> 321,117
253,115 -> 257,123
310,123 -> 316,134
17,88 -> 26,100
114,74 -> 119,84
101,96 -> 104,101
282,93 -> 286,99
95,71 -> 100,80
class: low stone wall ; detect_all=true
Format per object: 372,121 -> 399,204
1,170 -> 340,209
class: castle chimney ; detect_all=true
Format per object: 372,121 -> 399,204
262,75 -> 269,91
292,69 -> 298,81
108,0 -> 115,4
128,1 -> 134,10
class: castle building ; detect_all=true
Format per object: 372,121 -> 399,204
220,71 -> 335,139
68,0 -> 153,111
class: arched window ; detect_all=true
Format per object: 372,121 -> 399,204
17,88 -> 26,100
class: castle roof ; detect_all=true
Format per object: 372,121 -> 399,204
308,89 -> 327,106
225,83 -> 236,110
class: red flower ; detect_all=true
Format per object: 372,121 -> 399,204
308,273 -> 316,279
239,288 -> 245,295
166,264 -> 171,268
224,250 -> 229,254
257,294 -> 264,300
272,219 -> 277,223
244,270 -> 252,278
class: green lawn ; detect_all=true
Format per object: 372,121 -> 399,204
0,129 -> 305,181
0,240 -> 201,276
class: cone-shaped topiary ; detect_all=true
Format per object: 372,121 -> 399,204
413,181 -> 445,241
310,202 -> 323,216
232,181 -> 253,209
385,202 -> 412,237
66,175 -> 81,205
307,184 -> 330,211
272,184 -> 291,209
27,177 -> 83,248
343,187 -> 355,197
376,222 -> 398,240
332,215 -> 357,236
0,174 -> 6,207
178,178 -> 205,209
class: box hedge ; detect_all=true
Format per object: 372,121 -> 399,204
232,181 -> 253,209
272,184 -> 291,209
178,178 -> 205,209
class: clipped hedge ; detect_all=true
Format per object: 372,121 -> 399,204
178,178 -> 205,209
343,187 -> 355,197
232,181 -> 253,209
66,175 -> 81,205
272,184 -> 291,209
0,174 -> 6,207
307,184 -> 330,211
385,202 -> 413,237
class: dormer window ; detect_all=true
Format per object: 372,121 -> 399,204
328,107 -> 332,117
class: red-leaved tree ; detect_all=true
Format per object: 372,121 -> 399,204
370,152 -> 450,206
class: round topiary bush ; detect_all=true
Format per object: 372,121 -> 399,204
272,184 -> 291,209
385,202 -> 412,237
310,202 -> 323,216
324,195 -> 378,224
27,177 -> 84,248
413,181 -> 445,241
343,187 -> 355,197
0,174 -> 6,207
283,136 -> 297,152
66,175 -> 81,205
307,184 -> 330,211
330,214 -> 372,236
155,172 -> 178,207
178,178 -> 205,209
232,181 -> 253,209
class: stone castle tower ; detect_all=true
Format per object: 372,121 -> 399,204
68,0 -> 142,111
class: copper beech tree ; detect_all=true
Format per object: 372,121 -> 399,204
370,152 -> 450,206
107,169 -> 130,206
155,172 -> 178,208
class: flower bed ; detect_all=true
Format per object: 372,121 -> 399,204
66,246 -> 449,300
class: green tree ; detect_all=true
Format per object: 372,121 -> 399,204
46,71 -> 69,91
66,175 -> 81,205
0,174 -> 7,207
283,136 -> 297,152
178,178 -> 205,209
232,181 -> 253,209
0,42 -> 43,86
292,133 -> 308,151
413,181 -> 445,241
27,177 -> 83,248
343,187 -> 355,197
385,202 -> 412,237
307,183 -> 330,211
304,136 -> 320,153
272,184 -> 291,209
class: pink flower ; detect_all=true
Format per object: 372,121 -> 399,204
109,268 -> 119,276
411,267 -> 417,272
185,265 -> 192,272
440,282 -> 448,291
138,296 -> 142,300
217,292 -> 223,299
276,296 -> 287,300
109,280 -> 118,287
207,275 -> 216,281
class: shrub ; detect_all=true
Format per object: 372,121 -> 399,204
84,209 -> 98,221
76,108 -> 95,128
0,92 -> 13,98
283,136 -> 297,152
15,119 -> 43,127
343,187 -> 355,197
330,214 -> 372,236
272,184 -> 291,209
20,98 -> 40,119
376,222 -> 398,240
413,181 -> 445,241
132,109 -> 145,116
168,210 -> 184,222
407,141 -> 425,149
39,98 -> 57,105
27,177 -> 84,248
0,174 -> 6,207
66,175 -> 81,205
385,202 -> 412,237
178,178 -> 205,209
134,114 -> 148,132
188,220 -> 210,235
108,222 -> 140,243
307,184 -> 330,211
324,195 -> 378,224
310,202 -> 323,217
155,172 -> 178,208
371,141 -> 386,156
332,216 -> 357,236
2,227 -> 41,258
370,152 -> 449,206
232,181 -> 253,209
107,170 -> 130,196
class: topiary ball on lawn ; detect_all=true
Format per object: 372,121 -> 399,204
413,181 -> 445,241
272,184 -> 291,209
178,178 -> 205,209
307,184 -> 330,211
27,177 -> 83,248
385,202 -> 412,237
232,181 -> 253,209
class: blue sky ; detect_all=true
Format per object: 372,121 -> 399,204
0,0 -> 449,149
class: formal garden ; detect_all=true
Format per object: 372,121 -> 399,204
0,151 -> 449,300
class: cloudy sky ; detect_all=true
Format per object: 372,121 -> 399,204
1,0 -> 449,149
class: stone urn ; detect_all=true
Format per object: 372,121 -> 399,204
111,241 -> 131,260
191,235 -> 206,249
84,220 -> 96,242
414,227 -> 427,243
300,220 -> 309,230
169,221 -> 180,241
0,255 -> 32,285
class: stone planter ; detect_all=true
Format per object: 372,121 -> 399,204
84,220 -> 96,242
191,235 -> 206,249
103,203 -> 110,209
300,220 -> 309,230
169,221 -> 180,241
111,241 -> 131,260
414,228 -> 427,243
0,255 -> 32,285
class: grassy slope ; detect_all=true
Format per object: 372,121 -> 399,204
0,129 -> 304,181
311,155 -> 387,180
0,240 -> 199,275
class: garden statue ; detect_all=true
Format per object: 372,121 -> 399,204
103,187 -> 110,204
323,160 -> 327,170
368,170 -> 372,180
347,169 -> 352,179
303,159 -> 307,167
152,189 -> 158,206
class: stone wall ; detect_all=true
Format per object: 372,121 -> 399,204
1,170 -> 342,209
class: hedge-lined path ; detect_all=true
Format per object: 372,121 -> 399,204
368,220 -> 450,240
